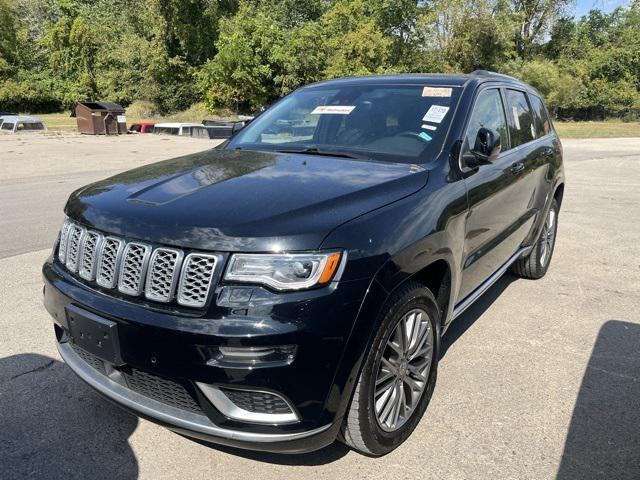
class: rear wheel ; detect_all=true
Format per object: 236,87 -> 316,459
512,198 -> 559,279
340,282 -> 440,456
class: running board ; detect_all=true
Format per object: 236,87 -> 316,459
452,246 -> 532,320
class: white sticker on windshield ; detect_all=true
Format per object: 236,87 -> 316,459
310,105 -> 355,115
421,124 -> 437,131
422,87 -> 452,97
422,105 -> 449,124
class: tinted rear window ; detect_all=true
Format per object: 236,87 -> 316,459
1,122 -> 14,130
529,95 -> 553,137
505,89 -> 535,147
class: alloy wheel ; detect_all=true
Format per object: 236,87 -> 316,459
540,208 -> 556,267
374,308 -> 434,432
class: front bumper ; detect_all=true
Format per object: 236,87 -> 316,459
56,341 -> 338,452
43,258 -> 370,453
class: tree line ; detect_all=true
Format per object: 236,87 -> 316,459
1,0 -> 639,119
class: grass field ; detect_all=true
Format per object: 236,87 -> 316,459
554,121 -> 640,139
34,112 -> 204,131
31,112 -> 640,139
35,104 -> 235,133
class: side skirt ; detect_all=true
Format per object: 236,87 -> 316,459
452,246 -> 532,320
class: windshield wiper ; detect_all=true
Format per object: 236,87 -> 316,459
275,147 -> 369,160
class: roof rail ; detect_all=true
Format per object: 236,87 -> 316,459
470,70 -> 519,81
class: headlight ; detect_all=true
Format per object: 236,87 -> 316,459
224,252 -> 343,291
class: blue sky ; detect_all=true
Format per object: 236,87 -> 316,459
574,0 -> 631,17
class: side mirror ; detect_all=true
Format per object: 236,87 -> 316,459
471,127 -> 501,163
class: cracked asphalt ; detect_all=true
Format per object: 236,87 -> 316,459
0,135 -> 639,479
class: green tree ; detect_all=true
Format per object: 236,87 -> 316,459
197,3 -> 277,110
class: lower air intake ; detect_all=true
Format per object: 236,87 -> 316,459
220,388 -> 293,415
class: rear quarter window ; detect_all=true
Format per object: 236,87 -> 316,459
1,122 -> 14,131
529,95 -> 553,137
505,89 -> 535,147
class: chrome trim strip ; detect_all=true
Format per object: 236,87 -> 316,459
452,246 -> 532,320
57,342 -> 331,443
196,383 -> 299,425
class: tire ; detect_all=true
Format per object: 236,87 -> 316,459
340,281 -> 440,456
512,198 -> 559,279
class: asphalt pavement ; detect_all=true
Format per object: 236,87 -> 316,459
0,135 -> 638,479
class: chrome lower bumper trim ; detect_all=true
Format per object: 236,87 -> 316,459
57,341 -> 331,443
197,383 -> 300,425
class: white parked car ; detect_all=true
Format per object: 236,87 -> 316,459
0,115 -> 47,134
152,122 -> 203,136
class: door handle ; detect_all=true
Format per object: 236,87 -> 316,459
510,162 -> 525,174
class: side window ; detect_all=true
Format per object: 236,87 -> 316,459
529,94 -> 552,137
505,89 -> 535,146
465,89 -> 509,153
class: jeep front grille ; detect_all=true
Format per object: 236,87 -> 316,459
65,224 -> 85,272
118,242 -> 152,295
58,220 -> 72,263
177,254 -> 218,308
96,237 -> 125,289
144,248 -> 184,302
79,231 -> 103,281
57,220 -> 218,308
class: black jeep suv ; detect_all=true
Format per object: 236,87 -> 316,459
43,71 -> 564,456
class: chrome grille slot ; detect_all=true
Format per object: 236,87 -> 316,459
118,242 -> 152,296
145,248 -> 183,302
177,254 -> 217,307
65,224 -> 85,272
96,237 -> 125,288
58,220 -> 72,263
79,231 -> 103,281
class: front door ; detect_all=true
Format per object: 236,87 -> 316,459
458,87 -> 534,299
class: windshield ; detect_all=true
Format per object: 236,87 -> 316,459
228,84 -> 462,163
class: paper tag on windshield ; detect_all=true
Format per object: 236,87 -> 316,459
311,105 -> 355,115
422,87 -> 452,97
422,105 -> 449,124
422,124 -> 437,131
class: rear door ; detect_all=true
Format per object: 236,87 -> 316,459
458,87 -> 536,299
503,89 -> 558,246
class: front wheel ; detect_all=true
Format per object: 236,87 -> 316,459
340,282 -> 440,456
512,198 -> 559,279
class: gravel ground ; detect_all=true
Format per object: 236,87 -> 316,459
0,135 -> 638,480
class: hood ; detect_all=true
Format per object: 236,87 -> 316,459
66,149 -> 428,251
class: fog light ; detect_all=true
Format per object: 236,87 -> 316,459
207,345 -> 296,369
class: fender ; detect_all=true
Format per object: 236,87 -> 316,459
318,172 -> 469,424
